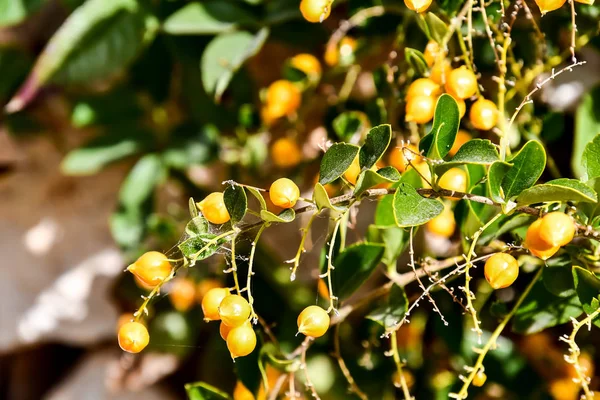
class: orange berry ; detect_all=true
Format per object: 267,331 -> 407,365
524,219 -> 560,260
548,377 -> 580,400
438,167 -> 468,193
389,144 -> 422,173
404,0 -> 433,12
534,0 -> 567,14
430,59 -> 452,85
197,192 -> 231,225
233,381 -> 255,400
290,53 -> 322,77
484,253 -> 519,289
423,41 -> 440,67
134,275 -> 154,291
445,66 -> 478,100
449,130 -> 471,157
406,78 -> 441,101
269,178 -> 300,208
405,95 -> 435,124
300,0 -> 331,23
271,137 -> 302,168
196,279 -> 222,304
169,278 -> 196,312
297,305 -> 330,338
317,279 -> 330,300
127,251 -> 172,287
261,105 -> 278,126
325,37 -> 356,66
118,321 -> 149,353
473,371 -> 487,387
265,80 -> 301,118
426,209 -> 456,238
470,98 -> 499,131
117,313 -> 137,332
227,324 -> 257,358
219,295 -> 251,328
201,287 -> 230,321
414,162 -> 432,188
456,97 -> 466,118
539,212 -> 576,247
392,369 -> 415,389
220,320 -> 251,341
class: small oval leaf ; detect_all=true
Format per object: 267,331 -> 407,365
359,124 -> 392,170
260,208 -> 295,223
419,94 -> 460,160
224,184 -> 248,225
393,182 -> 444,227
319,143 -> 360,185
516,178 -> 598,206
501,140 -> 546,200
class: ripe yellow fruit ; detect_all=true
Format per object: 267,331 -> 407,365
343,155 -> 361,185
423,41 -> 440,67
534,0 -> 566,14
227,324 -> 257,358
426,209 -> 456,238
430,59 -> 452,85
220,320 -> 251,341
297,305 -> 330,338
269,178 -> 300,208
404,0 -> 433,12
197,192 -> 231,225
290,53 -> 322,77
445,66 -> 478,100
406,78 -> 441,101
219,295 -> 251,328
455,97 -> 466,118
472,371 -> 487,387
233,381 -> 255,400
389,144 -> 422,173
438,167 -> 468,193
405,95 -> 436,124
470,98 -> 499,131
201,287 -> 230,321
449,130 -> 471,157
414,161 -> 432,188
169,278 -> 196,312
196,279 -> 222,304
538,212 -> 576,247
265,80 -> 301,118
484,253 -> 519,289
300,0 -> 331,23
524,219 -> 560,260
325,37 -> 357,66
548,377 -> 580,400
117,313 -> 139,333
127,251 -> 172,287
271,137 -> 302,169
118,321 -> 150,353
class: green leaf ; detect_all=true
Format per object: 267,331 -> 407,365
419,94 -> 460,160
224,185 -> 247,225
246,187 -> 267,210
543,264 -> 576,298
367,225 -> 410,268
573,87 -> 600,179
7,0 -> 158,112
189,198 -> 199,219
334,243 -> 385,299
319,143 -> 360,185
359,124 -> 392,170
201,28 -> 269,102
487,161 -> 512,203
178,233 -> 229,261
332,111 -> 367,142
393,182 -> 444,227
420,12 -> 449,43
435,139 -> 499,175
185,382 -> 231,400
366,284 -> 408,330
162,124 -> 219,169
582,133 -> 600,181
260,208 -> 295,223
185,216 -> 209,237
0,0 -> 46,27
353,167 -> 400,198
572,266 -> 600,318
516,178 -> 597,206
313,183 -> 344,212
110,208 -> 144,249
501,141 -> 546,200
404,48 -> 429,77
374,168 -> 424,228
163,1 -> 258,35
119,154 -> 164,210
513,280 -> 583,334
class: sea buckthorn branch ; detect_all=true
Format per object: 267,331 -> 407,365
290,211 -> 320,281
267,373 -> 288,400
388,330 -> 413,399
569,0 -> 578,63
497,36 -> 511,161
333,324 -> 369,400
322,216 -> 343,313
247,223 -> 269,322
288,371 -> 298,400
299,336 -> 321,400
225,232 -> 242,295
477,0 -> 500,65
559,306 -> 600,398
450,266 -> 544,399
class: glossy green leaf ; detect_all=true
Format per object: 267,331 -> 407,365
335,243 -> 385,299
353,167 -> 400,198
435,139 -> 499,175
201,28 -> 269,102
110,208 -> 144,249
375,169 -> 421,227
185,216 -> 209,237
319,143 -> 360,185
260,208 -> 295,223
185,382 -> 231,400
582,133 -> 600,181
178,232 -> 229,261
163,1 -> 258,35
224,185 -> 247,225
501,141 -> 546,200
487,161 -> 512,203
516,178 -> 597,206
313,183 -> 344,212
0,0 -> 45,27
404,48 -> 429,77
573,87 -> 600,179
367,224 -> 409,269
332,111 -> 367,142
119,154 -> 164,210
162,124 -> 219,169
189,198 -> 199,218
417,12 -> 449,43
543,264 -> 576,298
393,182 -> 444,227
359,124 -> 392,170
572,266 -> 600,319
366,284 -> 408,330
246,187 -> 267,210
419,94 -> 460,160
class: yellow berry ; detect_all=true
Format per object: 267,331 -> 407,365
473,371 -> 487,387
197,192 -> 231,225
127,251 -> 172,287
455,97 -> 466,118
201,287 -> 230,321
549,377 -> 580,400
438,167 -> 468,193
470,98 -> 499,131
484,253 -> 519,289
343,155 -> 361,185
404,0 -> 433,12
220,320 -> 251,341
300,0 -> 331,23
233,381 -> 255,400
406,78 -> 441,101
219,295 -> 251,328
196,279 -> 222,304
414,162 -> 432,188
524,219 -> 561,260
534,0 -> 567,14
426,209 -> 456,238
269,178 -> 300,208
405,95 -> 436,124
117,313 -> 138,333
227,324 -> 257,358
169,278 -> 196,312
118,321 -> 150,353
389,144 -> 422,173
266,80 -> 301,118
297,305 -> 330,338
290,53 -> 322,77
449,130 -> 471,157
430,59 -> 452,85
261,105 -> 278,126
271,137 -> 302,169
539,212 -> 576,247
423,41 -> 440,67
445,66 -> 478,100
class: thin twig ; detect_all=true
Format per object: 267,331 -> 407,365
333,324 -> 369,400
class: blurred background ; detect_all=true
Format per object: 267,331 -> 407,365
1,0 -> 599,399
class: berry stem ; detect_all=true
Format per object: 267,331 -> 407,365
229,233 -> 242,295
333,324 -> 368,400
300,336 -> 321,400
498,37 -> 511,161
390,331 -> 413,400
247,223 -> 269,322
291,211 -> 320,281
325,217 -> 342,313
